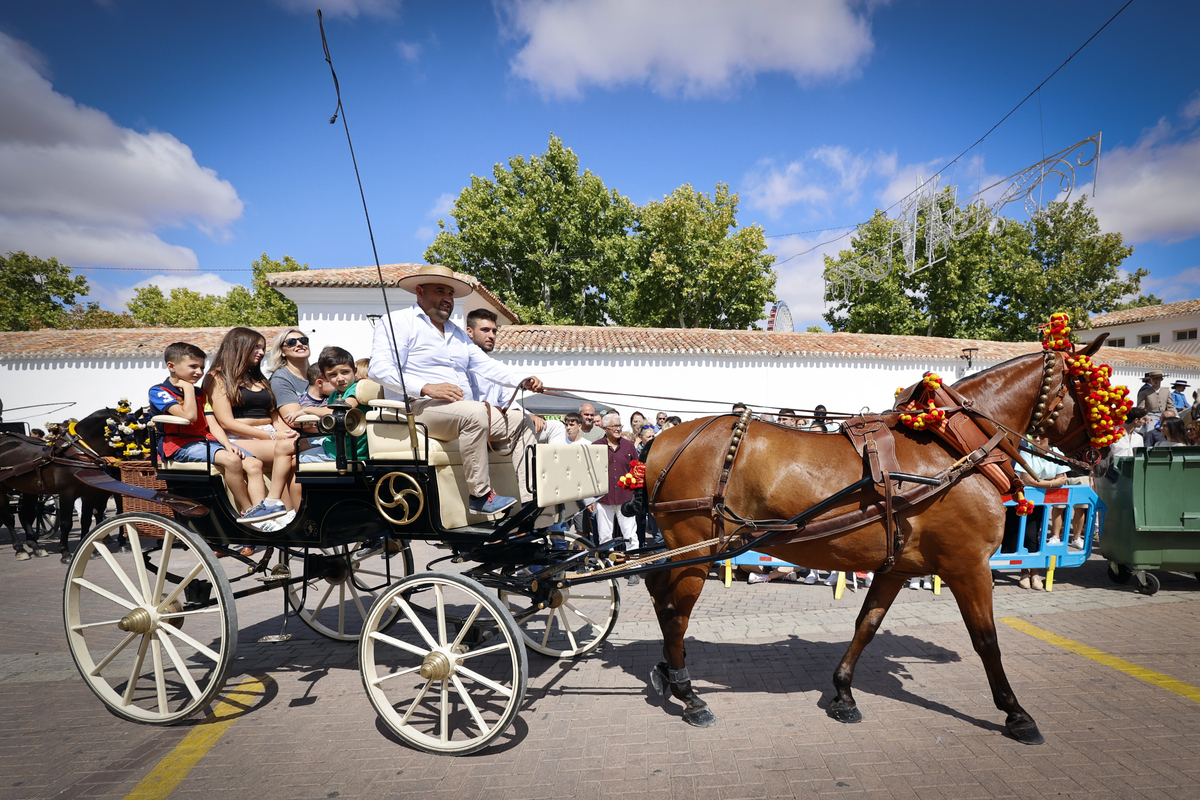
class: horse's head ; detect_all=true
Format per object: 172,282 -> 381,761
1026,333 -> 1125,464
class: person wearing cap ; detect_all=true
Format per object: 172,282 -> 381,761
1170,380 -> 1191,413
1136,371 -> 1172,421
368,264 -> 542,516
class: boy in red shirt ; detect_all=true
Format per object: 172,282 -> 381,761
148,342 -> 282,523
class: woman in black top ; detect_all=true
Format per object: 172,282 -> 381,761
204,327 -> 302,519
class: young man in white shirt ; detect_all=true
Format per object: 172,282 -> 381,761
368,265 -> 543,515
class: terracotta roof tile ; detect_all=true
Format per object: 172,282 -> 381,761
1089,298 -> 1200,328
0,327 -> 293,359
493,326 -> 1200,370
265,263 -> 519,324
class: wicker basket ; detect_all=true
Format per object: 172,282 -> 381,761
118,461 -> 173,539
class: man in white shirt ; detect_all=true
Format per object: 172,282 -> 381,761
368,265 -> 542,515
1110,408 -> 1147,457
464,308 -> 566,444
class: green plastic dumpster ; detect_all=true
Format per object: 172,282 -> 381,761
1096,445 -> 1200,595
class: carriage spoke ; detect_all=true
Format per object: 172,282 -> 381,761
440,679 -> 449,743
565,593 -> 612,601
121,633 -> 153,707
540,612 -> 555,649
394,596 -> 439,650
400,678 -> 434,725
562,601 -> 601,628
91,631 -> 139,676
369,664 -> 422,686
347,580 -> 370,623
157,608 -> 220,621
73,578 -> 136,611
157,563 -> 206,610
128,527 -> 153,601
449,604 -> 483,651
156,632 -> 203,703
369,631 -> 430,659
455,641 -> 512,661
435,584 -> 448,647
158,621 -> 222,664
337,582 -> 346,636
454,664 -> 513,698
510,606 -> 541,625
310,581 -> 336,618
450,674 -> 490,735
557,608 -> 580,652
151,637 -> 167,715
70,617 -> 126,631
94,545 -> 145,605
152,531 -> 175,603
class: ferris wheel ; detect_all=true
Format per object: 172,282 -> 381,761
766,301 -> 793,332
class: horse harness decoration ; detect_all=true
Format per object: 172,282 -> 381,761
0,430 -> 109,493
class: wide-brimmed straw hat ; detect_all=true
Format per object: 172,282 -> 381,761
1144,370 -> 1165,380
397,264 -> 475,297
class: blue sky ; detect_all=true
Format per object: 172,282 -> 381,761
1,0 -> 1197,329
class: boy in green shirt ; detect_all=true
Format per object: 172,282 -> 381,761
314,346 -> 369,462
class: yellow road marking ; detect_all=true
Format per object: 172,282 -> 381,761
124,676 -> 270,800
1000,617 -> 1200,703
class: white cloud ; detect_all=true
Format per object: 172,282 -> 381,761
743,147 -> 890,219
766,233 -> 843,326
88,272 -> 242,311
1142,265 -> 1200,303
501,0 -> 878,99
1077,117 -> 1200,245
743,162 -> 827,219
0,32 -> 243,281
273,0 -> 400,19
415,191 -> 458,243
396,41 -> 421,62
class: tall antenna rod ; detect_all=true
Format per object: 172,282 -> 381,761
319,10 -> 419,456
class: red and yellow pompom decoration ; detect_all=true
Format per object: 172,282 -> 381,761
1012,490 -> 1035,516
1041,312 -> 1072,351
1065,351 -> 1132,447
617,459 -> 646,490
897,373 -> 947,431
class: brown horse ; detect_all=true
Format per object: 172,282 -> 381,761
643,338 -> 1107,745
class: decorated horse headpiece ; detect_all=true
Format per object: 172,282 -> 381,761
1036,313 -> 1131,449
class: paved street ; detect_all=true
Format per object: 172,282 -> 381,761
2,527 -> 1199,800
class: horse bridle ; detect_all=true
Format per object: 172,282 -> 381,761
1024,349 -> 1102,465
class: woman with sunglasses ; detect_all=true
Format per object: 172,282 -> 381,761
204,327 -> 302,528
267,329 -> 317,424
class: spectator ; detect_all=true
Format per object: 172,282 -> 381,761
634,425 -> 661,549
592,411 -> 640,583
1161,418 -> 1188,446
578,402 -> 605,442
778,408 -> 798,428
626,411 -> 647,441
732,402 -> 748,414
666,415 -> 682,427
562,411 -> 597,539
1136,371 -> 1172,420
807,405 -> 831,432
1110,408 -> 1147,457
654,412 -> 668,431
354,358 -> 370,382
465,309 -> 562,443
1014,434 -> 1074,590
1143,405 -> 1177,448
1170,380 -> 1191,413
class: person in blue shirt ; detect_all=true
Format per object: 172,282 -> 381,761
1170,380 -> 1191,413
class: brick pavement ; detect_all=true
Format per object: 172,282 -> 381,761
2,528 -> 1200,800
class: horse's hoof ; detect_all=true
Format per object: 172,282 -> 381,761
33,548 -> 49,558
60,555 -> 71,565
828,700 -> 862,723
119,544 -> 132,554
89,550 -> 102,561
682,705 -> 717,728
649,663 -> 668,696
1008,721 -> 1046,745
15,550 -> 30,561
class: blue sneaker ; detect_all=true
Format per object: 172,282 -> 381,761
469,491 -> 517,515
240,499 -> 287,522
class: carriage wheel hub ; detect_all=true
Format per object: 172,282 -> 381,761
548,589 -> 565,609
419,651 -> 453,681
118,607 -> 154,634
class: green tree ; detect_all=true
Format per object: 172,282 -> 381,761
64,302 -> 143,329
127,253 -> 307,327
0,251 -> 90,330
611,183 -> 776,329
1110,293 -> 1162,312
823,196 -> 1141,341
424,135 -> 637,325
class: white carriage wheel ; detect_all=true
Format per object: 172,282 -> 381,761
499,531 -> 620,659
63,513 -> 236,725
285,541 -> 413,641
360,571 -> 527,756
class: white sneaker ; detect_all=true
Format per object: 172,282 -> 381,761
276,510 -> 296,527
1069,538 -> 1084,550
909,577 -> 920,590
1047,536 -> 1062,545
921,577 -> 933,590
823,571 -> 838,586
802,570 -> 818,585
253,518 -> 284,532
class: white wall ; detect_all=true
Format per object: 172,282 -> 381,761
1,358 -> 164,429
1091,312 -> 1200,357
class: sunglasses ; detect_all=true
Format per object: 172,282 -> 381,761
284,336 -> 310,347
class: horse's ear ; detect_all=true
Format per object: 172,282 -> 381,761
1079,333 -> 1108,357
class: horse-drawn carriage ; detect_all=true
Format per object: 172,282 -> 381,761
56,320 -> 1127,754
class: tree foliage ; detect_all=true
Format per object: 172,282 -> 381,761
425,136 -> 777,329
610,183 -> 775,329
127,253 -> 307,327
823,196 -> 1140,341
64,302 -> 143,329
425,135 -> 636,325
0,251 -> 90,330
